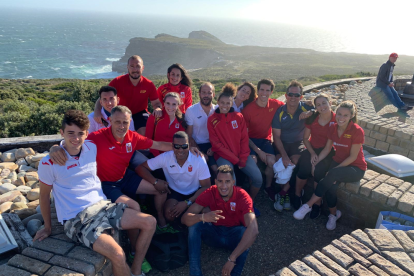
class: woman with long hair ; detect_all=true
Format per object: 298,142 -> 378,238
157,63 -> 193,113
292,93 -> 336,218
145,92 -> 186,157
207,83 -> 262,215
232,82 -> 257,112
294,100 -> 366,230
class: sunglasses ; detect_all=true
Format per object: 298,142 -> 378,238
173,144 -> 189,149
287,92 -> 301,98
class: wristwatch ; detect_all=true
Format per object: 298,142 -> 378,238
185,200 -> 193,206
153,179 -> 158,186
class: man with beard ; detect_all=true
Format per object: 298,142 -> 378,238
182,165 -> 258,276
93,55 -> 162,135
185,82 -> 218,176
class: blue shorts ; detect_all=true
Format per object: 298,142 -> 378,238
198,142 -> 217,167
132,110 -> 149,130
167,188 -> 196,202
101,169 -> 142,202
249,138 -> 276,156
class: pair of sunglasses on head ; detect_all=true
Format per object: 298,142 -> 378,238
287,92 -> 301,98
173,144 -> 189,149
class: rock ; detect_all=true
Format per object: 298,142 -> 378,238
13,195 -> 29,204
18,165 -> 32,172
17,172 -> 26,178
31,154 -> 48,162
30,161 -> 40,169
14,176 -> 26,187
27,199 -> 40,209
0,190 -> 22,204
10,201 -> 28,211
25,155 -> 34,164
15,148 -> 35,159
16,186 -> 31,196
7,171 -> 17,182
1,152 -> 16,162
13,208 -> 37,220
26,219 -> 42,237
27,188 -> 40,201
0,183 -> 16,194
0,168 -> 11,178
16,158 -> 28,166
30,181 -> 39,189
1,179 -> 11,184
25,171 -> 39,182
0,202 -> 13,213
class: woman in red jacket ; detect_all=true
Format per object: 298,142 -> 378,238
207,83 -> 262,214
146,92 -> 186,157
157,63 -> 192,114
294,100 -> 366,230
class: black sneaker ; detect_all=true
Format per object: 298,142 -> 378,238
292,195 -> 302,210
310,204 -> 321,219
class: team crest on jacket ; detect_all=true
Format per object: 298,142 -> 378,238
188,165 -> 193,172
231,120 -> 238,129
180,92 -> 185,98
175,123 -> 180,128
230,202 -> 236,211
126,142 -> 132,153
140,90 -> 146,94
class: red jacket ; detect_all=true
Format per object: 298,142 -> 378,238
207,108 -> 250,167
157,83 -> 192,113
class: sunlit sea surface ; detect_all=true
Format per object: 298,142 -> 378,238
0,8 -> 412,79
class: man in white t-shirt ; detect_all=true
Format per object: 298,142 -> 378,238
88,86 -> 135,133
34,110 -> 153,276
137,131 -> 211,222
185,82 -> 218,176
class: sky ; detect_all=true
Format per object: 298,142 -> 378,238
2,0 -> 414,31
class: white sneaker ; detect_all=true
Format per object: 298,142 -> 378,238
293,204 -> 311,220
326,210 -> 342,230
274,194 -> 284,212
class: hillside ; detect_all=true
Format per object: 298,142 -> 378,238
112,31 -> 414,81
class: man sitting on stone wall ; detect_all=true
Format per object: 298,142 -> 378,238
375,52 -> 411,110
34,110 -> 155,276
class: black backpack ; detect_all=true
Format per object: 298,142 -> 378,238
146,231 -> 188,272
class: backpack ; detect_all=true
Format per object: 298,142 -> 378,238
146,231 -> 188,272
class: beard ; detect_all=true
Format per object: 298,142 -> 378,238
201,97 -> 212,106
129,72 -> 141,80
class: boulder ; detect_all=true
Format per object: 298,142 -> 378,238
10,201 -> 28,211
0,202 -> 13,213
31,154 -> 48,162
13,194 -> 29,204
13,208 -> 37,220
1,152 -> 16,162
0,183 -> 17,194
16,158 -> 28,166
27,181 -> 39,189
7,171 -> 17,182
0,168 -> 11,178
27,188 -> 40,201
15,148 -> 35,159
14,176 -> 26,187
19,165 -> 32,172
16,186 -> 31,196
1,179 -> 11,184
25,171 -> 39,182
27,199 -> 40,209
27,219 -> 43,237
25,155 -> 34,164
30,161 -> 40,169
0,190 -> 22,204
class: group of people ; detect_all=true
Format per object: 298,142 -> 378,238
33,54 -> 369,276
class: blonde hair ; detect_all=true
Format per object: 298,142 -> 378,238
338,100 -> 358,123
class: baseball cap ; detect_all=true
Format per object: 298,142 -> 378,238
389,53 -> 399,58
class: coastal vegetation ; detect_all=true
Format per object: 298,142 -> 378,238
0,72 -> 374,138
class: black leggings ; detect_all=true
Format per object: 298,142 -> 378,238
296,148 -> 335,183
315,161 -> 365,208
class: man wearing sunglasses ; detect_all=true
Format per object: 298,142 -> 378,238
137,131 -> 211,223
88,86 -> 136,133
272,80 -> 314,212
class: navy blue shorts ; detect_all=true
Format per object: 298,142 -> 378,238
198,142 -> 217,167
101,169 -> 142,202
249,138 -> 276,155
282,140 -> 305,157
132,110 -> 149,130
167,188 -> 196,202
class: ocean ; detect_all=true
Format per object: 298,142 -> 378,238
0,7 -> 411,80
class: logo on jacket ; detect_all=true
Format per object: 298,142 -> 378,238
344,134 -> 352,138
188,165 -> 193,172
197,116 -> 202,119
67,163 -> 78,170
109,146 -> 115,150
170,165 -> 175,168
212,119 -> 219,127
180,92 -> 185,98
269,108 -> 274,112
140,90 -> 146,94
126,142 -> 132,153
231,120 -> 238,129
230,202 -> 236,211
175,123 -> 180,128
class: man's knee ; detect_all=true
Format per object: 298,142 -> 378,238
266,155 -> 276,167
140,215 -> 157,231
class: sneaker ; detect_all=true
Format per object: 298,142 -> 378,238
253,204 -> 261,217
401,105 -> 409,110
293,204 -> 311,220
309,204 -> 321,219
326,210 -> 342,230
264,187 -> 276,201
283,195 -> 291,210
274,194 -> 285,212
141,258 -> 152,274
292,194 -> 302,210
156,224 -> 179,234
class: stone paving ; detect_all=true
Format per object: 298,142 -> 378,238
273,228 -> 414,276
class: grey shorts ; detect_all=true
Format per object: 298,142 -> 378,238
64,200 -> 127,249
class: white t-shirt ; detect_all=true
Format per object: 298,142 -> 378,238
185,103 -> 216,144
38,140 -> 106,223
233,101 -> 244,113
88,107 -> 135,133
147,151 -> 211,195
